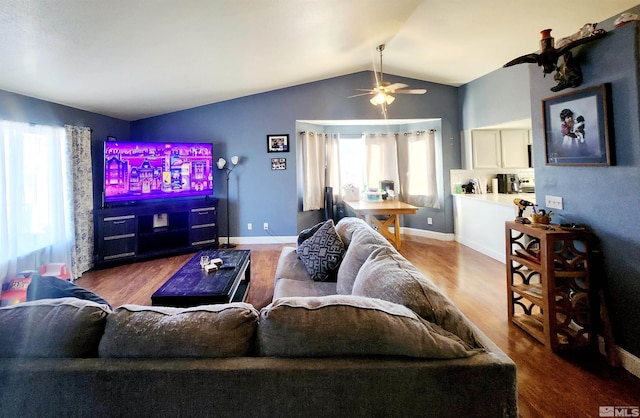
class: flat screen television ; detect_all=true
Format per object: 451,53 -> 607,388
103,141 -> 213,205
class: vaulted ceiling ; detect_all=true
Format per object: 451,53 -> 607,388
1,0 -> 636,121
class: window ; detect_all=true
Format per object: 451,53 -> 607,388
0,120 -> 71,278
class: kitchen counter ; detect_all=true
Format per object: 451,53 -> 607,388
453,192 -> 536,206
452,193 -> 537,263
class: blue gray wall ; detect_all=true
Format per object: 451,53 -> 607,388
529,19 -> 640,358
130,71 -> 460,238
458,64 -> 532,130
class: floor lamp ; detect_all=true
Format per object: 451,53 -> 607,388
216,155 -> 239,248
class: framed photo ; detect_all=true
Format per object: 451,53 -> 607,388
267,134 -> 289,152
271,158 -> 286,170
542,83 -> 613,166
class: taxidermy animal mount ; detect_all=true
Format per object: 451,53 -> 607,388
504,24 -> 606,92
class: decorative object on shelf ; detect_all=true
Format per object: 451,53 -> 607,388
531,210 -> 553,225
106,136 -> 116,141
267,134 -> 289,152
542,83 -> 613,166
513,198 -> 534,224
614,12 -> 639,28
349,44 -> 426,115
217,155 -> 240,248
503,25 -> 606,92
271,158 -> 286,170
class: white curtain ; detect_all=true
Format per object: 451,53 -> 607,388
300,132 -> 341,211
65,125 -> 94,278
0,120 -> 74,282
398,130 -> 439,208
365,133 -> 399,193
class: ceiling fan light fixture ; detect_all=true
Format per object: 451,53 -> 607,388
370,92 -> 394,105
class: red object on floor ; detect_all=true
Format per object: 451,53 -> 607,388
39,263 -> 71,280
1,277 -> 32,306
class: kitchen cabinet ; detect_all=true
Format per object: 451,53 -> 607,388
471,129 -> 529,169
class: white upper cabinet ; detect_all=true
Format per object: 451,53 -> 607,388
471,129 -> 529,169
500,130 -> 530,168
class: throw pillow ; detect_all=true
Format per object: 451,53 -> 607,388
297,219 -> 345,282
0,297 -> 110,358
297,221 -> 325,246
99,302 -> 259,358
26,274 -> 111,308
257,295 -> 480,358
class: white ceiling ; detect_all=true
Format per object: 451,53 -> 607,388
0,0 -> 637,121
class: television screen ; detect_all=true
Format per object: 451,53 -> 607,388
103,141 -> 213,203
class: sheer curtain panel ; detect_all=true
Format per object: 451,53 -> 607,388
0,120 -> 74,282
398,130 -> 439,208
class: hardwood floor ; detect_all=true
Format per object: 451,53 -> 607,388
77,239 -> 640,418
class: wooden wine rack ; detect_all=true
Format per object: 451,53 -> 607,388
505,221 -> 595,351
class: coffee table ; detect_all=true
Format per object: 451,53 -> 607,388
151,250 -> 250,307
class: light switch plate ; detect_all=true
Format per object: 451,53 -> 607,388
545,195 -> 563,210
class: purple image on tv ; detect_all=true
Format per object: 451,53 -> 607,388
103,142 -> 213,203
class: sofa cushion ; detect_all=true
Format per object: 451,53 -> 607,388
334,216 -> 369,246
273,278 -> 337,299
297,219 -> 345,282
352,246 -> 483,348
336,225 -> 393,294
0,297 -> 110,358
99,303 -> 259,358
274,247 -> 311,282
257,295 -> 480,358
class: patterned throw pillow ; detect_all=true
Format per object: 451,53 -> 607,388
297,220 -> 345,282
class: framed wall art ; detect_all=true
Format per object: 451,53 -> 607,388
267,134 -> 289,152
271,158 -> 286,170
542,83 -> 613,166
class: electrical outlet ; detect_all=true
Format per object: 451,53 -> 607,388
545,195 -> 564,210
263,222 -> 269,230
247,223 -> 252,230
427,217 -> 433,225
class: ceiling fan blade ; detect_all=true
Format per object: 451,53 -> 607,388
395,88 -> 427,95
348,92 -> 375,98
385,83 -> 408,92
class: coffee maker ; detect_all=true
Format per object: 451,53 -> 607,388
496,174 -> 520,194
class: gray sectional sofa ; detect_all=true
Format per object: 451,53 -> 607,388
0,217 -> 517,418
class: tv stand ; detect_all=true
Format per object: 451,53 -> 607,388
94,199 -> 219,269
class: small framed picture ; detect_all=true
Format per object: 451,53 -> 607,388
267,134 -> 289,152
542,83 -> 614,166
271,158 -> 286,170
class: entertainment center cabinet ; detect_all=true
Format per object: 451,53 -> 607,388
94,199 -> 219,268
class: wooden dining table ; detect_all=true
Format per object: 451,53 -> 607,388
344,199 -> 418,250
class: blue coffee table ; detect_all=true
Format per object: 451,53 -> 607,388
151,250 -> 250,307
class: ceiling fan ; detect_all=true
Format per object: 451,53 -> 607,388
350,44 -> 427,107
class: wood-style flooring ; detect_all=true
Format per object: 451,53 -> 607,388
77,239 -> 640,418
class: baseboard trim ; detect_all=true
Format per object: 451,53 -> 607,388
229,236 -> 297,245
402,227 -> 455,242
599,336 -> 640,378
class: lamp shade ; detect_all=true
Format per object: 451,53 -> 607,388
216,158 -> 226,170
231,155 -> 239,165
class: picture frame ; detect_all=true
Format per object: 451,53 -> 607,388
271,158 -> 286,170
267,134 -> 289,152
542,83 -> 613,166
